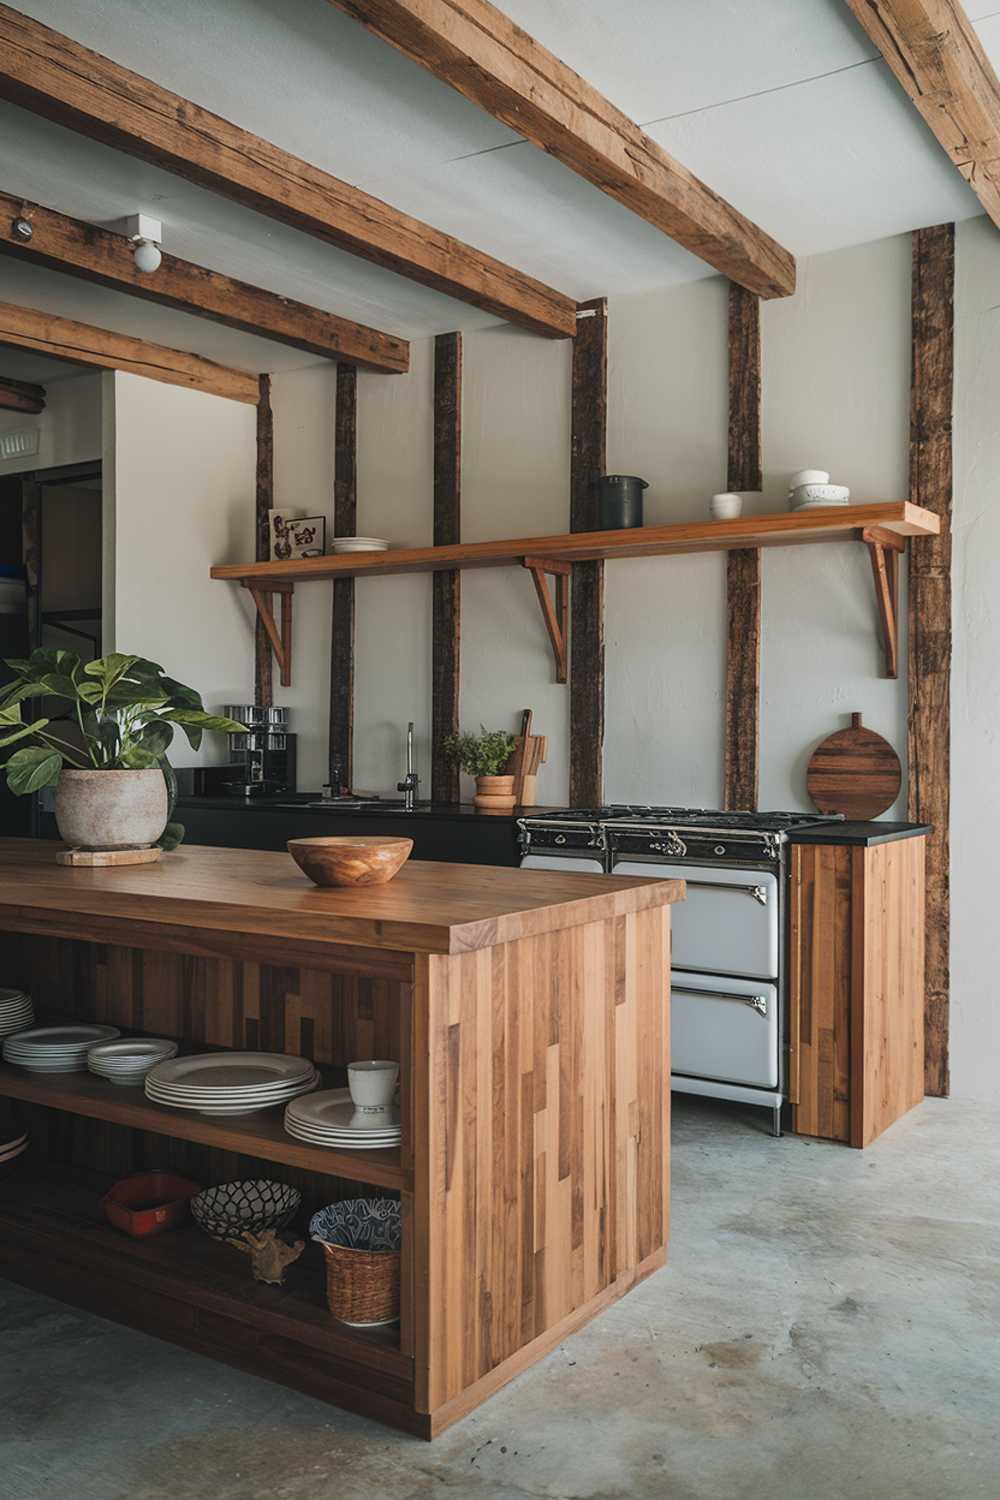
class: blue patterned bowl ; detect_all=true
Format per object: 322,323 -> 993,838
309,1198 -> 401,1254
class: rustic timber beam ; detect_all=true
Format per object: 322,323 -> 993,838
254,374 -> 274,706
0,4 -> 575,338
908,222 -> 954,1099
522,557 -> 569,684
569,297 -> 607,805
330,364 -> 358,792
431,332 -> 462,803
0,192 -> 408,373
326,0 -> 795,299
723,283 -> 763,812
0,300 -> 259,403
843,0 -> 1000,230
0,375 -> 44,413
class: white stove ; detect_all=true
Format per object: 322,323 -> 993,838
518,805 -> 841,1135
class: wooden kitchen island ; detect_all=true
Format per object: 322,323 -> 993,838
0,840 -> 681,1437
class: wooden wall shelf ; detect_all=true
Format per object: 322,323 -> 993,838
213,502 -> 939,684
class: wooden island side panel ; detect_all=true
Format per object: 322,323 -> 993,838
412,904 -> 670,1432
790,838 -> 925,1148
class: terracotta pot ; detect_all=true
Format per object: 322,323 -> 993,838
474,774 -> 516,815
54,768 -> 168,851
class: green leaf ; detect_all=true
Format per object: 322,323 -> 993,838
104,681 -> 169,711
159,710 -> 247,734
0,703 -> 22,727
76,681 -> 103,705
37,673 -> 81,701
157,820 -> 185,852
138,720 -> 174,756
4,745 -> 63,794
83,653 -> 139,690
118,744 -> 162,770
0,723 -> 42,750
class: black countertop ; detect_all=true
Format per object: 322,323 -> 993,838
175,794 -> 551,822
787,820 -> 931,847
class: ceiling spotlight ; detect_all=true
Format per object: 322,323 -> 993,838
132,237 -> 162,273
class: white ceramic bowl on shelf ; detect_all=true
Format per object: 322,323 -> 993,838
789,468 -> 830,489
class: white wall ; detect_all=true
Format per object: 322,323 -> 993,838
951,216 -> 1000,1103
0,372 -> 102,473
108,373 -> 257,764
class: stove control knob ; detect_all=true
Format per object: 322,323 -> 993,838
554,834 -> 567,845
714,844 -> 726,856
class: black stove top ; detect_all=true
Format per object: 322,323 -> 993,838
520,806 -> 837,831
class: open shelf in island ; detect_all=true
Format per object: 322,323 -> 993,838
0,1067 -> 405,1191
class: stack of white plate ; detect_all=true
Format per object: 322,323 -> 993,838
145,1051 -> 319,1117
2,1023 -> 120,1073
0,1125 -> 28,1167
88,1037 -> 179,1087
330,536 -> 390,553
787,470 -> 851,511
284,1088 -> 401,1150
0,988 -> 34,1038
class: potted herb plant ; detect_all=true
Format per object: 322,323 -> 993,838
0,650 -> 245,855
443,726 -> 517,813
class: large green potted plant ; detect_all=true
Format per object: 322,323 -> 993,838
0,650 -> 245,853
443,726 -> 517,813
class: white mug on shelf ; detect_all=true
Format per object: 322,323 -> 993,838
347,1058 -> 399,1114
710,492 -> 743,520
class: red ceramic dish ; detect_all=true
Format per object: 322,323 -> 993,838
102,1171 -> 203,1238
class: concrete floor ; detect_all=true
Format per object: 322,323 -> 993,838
2,1094 -> 998,1500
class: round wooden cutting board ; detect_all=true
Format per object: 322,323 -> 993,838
806,713 -> 901,821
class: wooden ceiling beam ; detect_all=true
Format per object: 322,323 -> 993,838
0,4 -> 576,338
0,375 -> 44,413
843,0 -> 1000,226
325,0 -> 796,299
0,192 -> 409,374
0,301 -> 260,404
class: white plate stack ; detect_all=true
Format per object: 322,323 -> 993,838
0,1124 -> 28,1167
0,988 -> 34,1038
284,1088 -> 401,1150
330,536 -> 390,553
2,1024 -> 120,1073
145,1051 -> 319,1116
787,469 -> 851,511
88,1037 -> 179,1087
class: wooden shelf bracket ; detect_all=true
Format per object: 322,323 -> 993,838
244,581 -> 293,687
861,527 -> 905,679
522,556 -> 570,683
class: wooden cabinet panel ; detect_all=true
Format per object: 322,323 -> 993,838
790,838 -> 926,1147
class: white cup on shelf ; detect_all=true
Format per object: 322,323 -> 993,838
710,492 -> 743,520
347,1058 -> 399,1114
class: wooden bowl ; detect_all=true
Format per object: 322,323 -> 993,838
288,835 -> 413,888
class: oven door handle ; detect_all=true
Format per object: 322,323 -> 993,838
672,984 -> 769,1017
683,879 -> 768,905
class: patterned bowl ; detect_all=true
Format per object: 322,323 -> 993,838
190,1178 -> 301,1242
309,1197 -> 401,1253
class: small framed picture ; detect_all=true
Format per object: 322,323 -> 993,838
269,510 -> 326,560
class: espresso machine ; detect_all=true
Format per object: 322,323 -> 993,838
220,704 -> 297,798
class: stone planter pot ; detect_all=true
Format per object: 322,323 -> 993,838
473,774 -> 516,815
55,769 -> 169,852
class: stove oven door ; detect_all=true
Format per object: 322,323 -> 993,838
671,969 -> 780,1089
611,860 -> 778,978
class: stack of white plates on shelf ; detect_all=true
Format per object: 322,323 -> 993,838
787,469 -> 851,511
330,536 -> 390,553
145,1051 -> 319,1117
88,1037 -> 179,1087
284,1088 -> 401,1150
0,988 -> 34,1038
0,1124 -> 28,1167
2,1023 -> 120,1073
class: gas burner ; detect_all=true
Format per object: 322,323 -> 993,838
518,805 -> 842,863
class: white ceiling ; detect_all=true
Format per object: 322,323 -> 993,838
0,0 -> 997,374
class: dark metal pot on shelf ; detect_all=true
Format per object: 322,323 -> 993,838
596,475 -> 648,529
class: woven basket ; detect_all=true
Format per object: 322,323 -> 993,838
310,1198 -> 401,1327
318,1238 -> 400,1326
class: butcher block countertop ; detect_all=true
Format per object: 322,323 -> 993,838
0,839 -> 683,956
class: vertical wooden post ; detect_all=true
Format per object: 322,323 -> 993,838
570,297 -> 607,807
909,223 -> 954,1099
254,373 -> 273,706
431,333 -> 462,804
723,284 -> 762,811
329,364 -> 357,793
